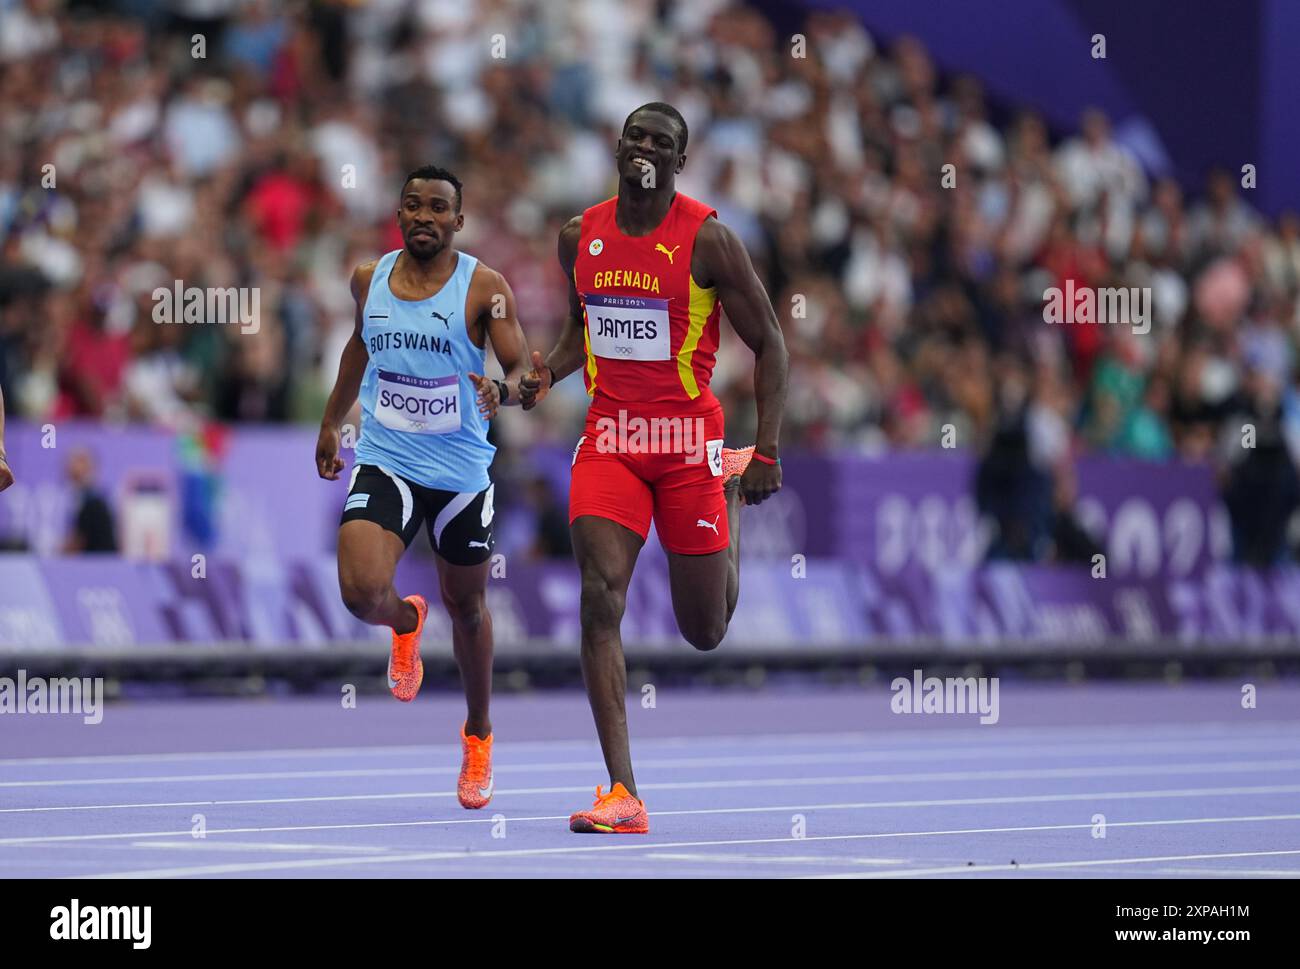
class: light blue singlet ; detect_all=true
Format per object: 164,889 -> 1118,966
354,249 -> 493,492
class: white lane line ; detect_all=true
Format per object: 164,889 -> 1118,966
1153,867 -> 1300,878
1,815 -> 566,845
7,735 -> 1297,786
7,767 -> 1300,819
8,755 -> 1300,791
638,853 -> 905,866
73,825 -> 1300,880
6,718 -> 1298,767
7,736 -> 1299,787
0,731 -> 903,767
0,741 -> 594,768
127,841 -> 391,854
6,786 -> 1300,845
806,848 -> 1300,879
10,780 -> 1300,819
0,766 -> 436,788
852,813 -> 1300,837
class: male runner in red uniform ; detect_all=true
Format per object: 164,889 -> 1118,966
519,102 -> 789,833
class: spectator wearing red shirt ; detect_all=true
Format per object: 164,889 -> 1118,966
58,288 -> 131,419
244,151 -> 324,253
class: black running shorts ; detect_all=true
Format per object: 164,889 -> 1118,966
341,464 -> 495,566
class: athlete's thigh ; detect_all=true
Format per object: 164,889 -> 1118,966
665,442 -> 738,632
664,544 -> 730,635
338,520 -> 406,594
648,408 -> 727,557
338,464 -> 424,588
568,429 -> 654,550
651,408 -> 729,627
424,482 -> 496,567
572,514 -> 645,594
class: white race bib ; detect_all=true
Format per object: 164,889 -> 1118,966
375,370 -> 461,434
706,439 -> 724,477
585,293 -> 671,361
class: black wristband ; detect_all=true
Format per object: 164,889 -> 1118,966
494,379 -> 509,404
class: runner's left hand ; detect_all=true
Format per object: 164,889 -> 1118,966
467,372 -> 500,418
518,351 -> 552,411
738,457 -> 781,506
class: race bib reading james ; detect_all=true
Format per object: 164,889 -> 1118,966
585,293 -> 671,361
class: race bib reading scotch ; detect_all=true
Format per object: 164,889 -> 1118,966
585,294 -> 671,361
375,370 -> 461,434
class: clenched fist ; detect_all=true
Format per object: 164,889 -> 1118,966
517,351 -> 553,411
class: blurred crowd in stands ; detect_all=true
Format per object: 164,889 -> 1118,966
3,0 -> 1299,563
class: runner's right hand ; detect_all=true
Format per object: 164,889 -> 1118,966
518,351 -> 553,411
315,424 -> 344,480
467,372 -> 500,418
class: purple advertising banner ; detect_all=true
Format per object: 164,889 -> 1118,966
0,421 -> 837,561
0,421 -> 347,561
0,422 -> 1266,658
2,553 -> 1298,655
0,422 -> 1228,578
835,452 -> 1224,579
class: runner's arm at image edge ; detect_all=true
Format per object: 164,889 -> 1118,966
316,262 -> 375,479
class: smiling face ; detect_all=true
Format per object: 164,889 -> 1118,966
398,178 -> 463,259
616,109 -> 686,190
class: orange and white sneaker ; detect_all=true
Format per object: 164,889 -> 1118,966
569,783 -> 649,834
387,594 -> 427,702
722,445 -> 755,484
457,723 -> 494,809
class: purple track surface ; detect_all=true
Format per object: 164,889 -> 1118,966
2,682 -> 1299,879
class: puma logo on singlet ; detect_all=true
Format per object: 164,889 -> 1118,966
655,243 -> 680,264
430,310 -> 452,328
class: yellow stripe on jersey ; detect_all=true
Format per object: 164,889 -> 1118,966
578,268 -> 597,395
677,275 -> 716,399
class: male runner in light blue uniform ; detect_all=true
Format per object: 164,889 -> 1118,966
316,165 -> 530,809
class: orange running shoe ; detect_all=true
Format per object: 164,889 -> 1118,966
569,783 -> 649,834
387,594 -> 427,702
722,445 -> 755,484
457,723 -> 494,809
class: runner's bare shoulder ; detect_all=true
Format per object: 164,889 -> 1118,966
351,260 -> 381,303
558,215 -> 583,269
